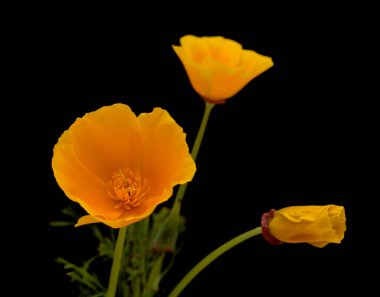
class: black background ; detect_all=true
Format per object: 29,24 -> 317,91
46,9 -> 372,297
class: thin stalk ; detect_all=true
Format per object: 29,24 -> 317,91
106,226 -> 128,297
168,227 -> 262,297
173,102 -> 215,208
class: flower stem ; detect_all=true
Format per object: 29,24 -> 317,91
173,101 -> 215,208
191,101 -> 215,162
106,226 -> 127,297
167,226 -> 262,297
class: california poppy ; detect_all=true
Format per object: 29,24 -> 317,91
52,103 -> 196,228
261,205 -> 346,247
172,35 -> 274,103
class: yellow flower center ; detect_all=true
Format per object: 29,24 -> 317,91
106,169 -> 150,210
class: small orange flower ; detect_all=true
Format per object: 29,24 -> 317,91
52,104 -> 196,228
172,35 -> 274,103
261,205 -> 346,248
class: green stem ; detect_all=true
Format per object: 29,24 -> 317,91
106,226 -> 127,297
167,226 -> 262,297
191,101 -> 215,162
173,102 -> 215,208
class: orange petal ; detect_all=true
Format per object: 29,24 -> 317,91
309,241 -> 330,248
75,215 -> 100,227
52,143 -> 123,220
172,45 -> 213,99
180,35 -> 242,67
239,50 -> 274,82
278,205 -> 324,223
102,189 -> 176,228
138,108 -> 196,197
201,36 -> 242,67
270,205 -> 344,245
201,57 -> 248,100
180,35 -> 211,63
101,214 -> 153,229
56,104 -> 142,181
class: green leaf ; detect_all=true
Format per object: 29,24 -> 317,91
87,293 -> 106,297
49,221 -> 74,227
56,257 -> 105,293
60,204 -> 77,217
146,254 -> 165,292
98,237 -> 115,259
90,224 -> 104,241
152,210 -> 186,253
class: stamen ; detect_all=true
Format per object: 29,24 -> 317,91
106,169 -> 150,210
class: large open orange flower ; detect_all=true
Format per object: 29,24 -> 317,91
261,205 -> 346,248
52,103 -> 196,228
172,35 -> 274,103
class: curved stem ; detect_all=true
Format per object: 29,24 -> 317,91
106,226 -> 127,297
168,226 -> 262,297
173,102 -> 215,208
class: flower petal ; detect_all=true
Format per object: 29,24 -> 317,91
138,108 -> 196,197
57,104 -> 142,181
328,205 -> 346,241
278,205 -> 324,223
269,205 -> 346,247
309,241 -> 330,248
180,35 -> 211,63
75,215 -> 100,227
201,57 -> 249,100
239,49 -> 274,82
181,35 -> 242,67
172,45 -> 213,99
99,190 -> 173,228
53,143 -> 123,219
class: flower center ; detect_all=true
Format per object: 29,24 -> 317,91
106,168 -> 150,210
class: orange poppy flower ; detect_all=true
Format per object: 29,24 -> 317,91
172,35 -> 274,103
52,104 -> 196,228
261,205 -> 346,248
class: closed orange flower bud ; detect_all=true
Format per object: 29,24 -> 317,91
172,35 -> 273,103
52,103 -> 196,228
261,205 -> 346,248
